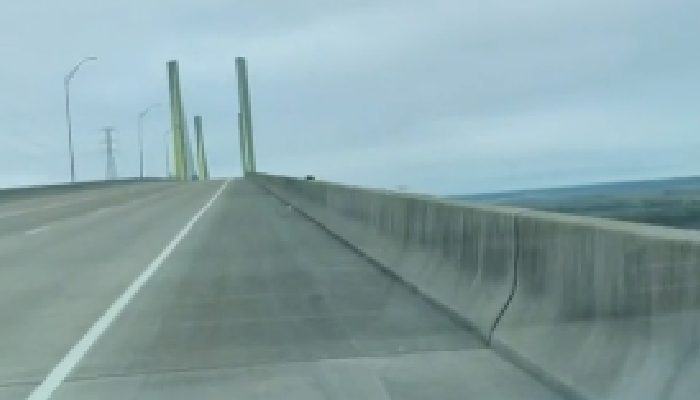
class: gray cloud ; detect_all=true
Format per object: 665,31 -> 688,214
0,0 -> 698,193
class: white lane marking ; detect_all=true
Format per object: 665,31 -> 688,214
25,225 -> 51,235
0,202 -> 73,219
26,180 -> 229,400
0,195 -> 111,219
0,185 -> 177,220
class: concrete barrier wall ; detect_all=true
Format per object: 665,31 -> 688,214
259,174 -> 517,338
495,212 -> 700,400
0,178 -> 172,201
255,174 -> 700,400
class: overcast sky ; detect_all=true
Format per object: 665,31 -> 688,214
1,0 -> 698,194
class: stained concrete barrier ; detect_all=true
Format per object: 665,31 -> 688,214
0,178 -> 172,201
495,211 -> 700,400
254,173 -> 700,400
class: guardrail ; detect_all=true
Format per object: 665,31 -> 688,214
0,178 -> 175,200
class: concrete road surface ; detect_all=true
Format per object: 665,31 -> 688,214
0,180 -> 565,399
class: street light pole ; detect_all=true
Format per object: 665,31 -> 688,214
64,56 -> 97,183
137,103 -> 160,180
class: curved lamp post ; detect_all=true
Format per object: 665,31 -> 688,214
64,56 -> 97,182
137,103 -> 160,179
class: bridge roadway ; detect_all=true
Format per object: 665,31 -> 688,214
0,179 -> 565,399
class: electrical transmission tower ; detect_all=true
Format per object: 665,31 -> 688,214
101,126 -> 117,180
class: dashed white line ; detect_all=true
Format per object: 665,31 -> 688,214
0,196 -> 107,220
26,180 -> 229,400
24,225 -> 51,235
